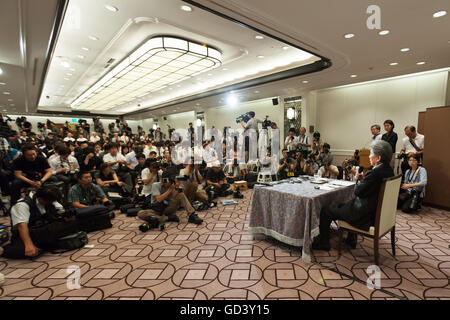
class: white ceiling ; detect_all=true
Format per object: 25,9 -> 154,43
0,0 -> 60,116
1,0 -> 450,118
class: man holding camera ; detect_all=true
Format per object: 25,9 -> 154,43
400,125 -> 424,175
180,162 -> 209,205
303,154 -> 319,176
49,146 -> 80,185
67,171 -> 112,208
284,128 -> 299,152
318,159 -> 339,179
138,171 -> 203,225
1,187 -> 79,259
103,143 -> 133,188
296,127 -> 311,158
10,144 -> 57,205
141,160 -> 161,196
205,162 -> 231,197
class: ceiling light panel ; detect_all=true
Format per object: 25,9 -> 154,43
72,36 -> 222,110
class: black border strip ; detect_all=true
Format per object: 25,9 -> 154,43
35,0 -> 69,109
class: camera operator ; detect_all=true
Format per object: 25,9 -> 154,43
49,146 -> 79,185
10,144 -> 57,205
316,143 -> 333,167
205,162 -> 231,197
138,171 -> 203,225
294,150 -> 305,176
22,117 -> 32,134
285,128 -> 299,152
303,154 -> 319,176
180,161 -> 209,205
277,149 -> 295,179
398,154 -> 427,213
296,127 -> 311,157
343,159 -> 361,181
96,163 -> 130,195
79,146 -> 102,172
140,159 -> 161,196
400,125 -> 424,175
312,132 -> 322,156
1,187 -> 79,259
67,171 -> 112,208
103,143 -> 133,191
318,159 -> 339,179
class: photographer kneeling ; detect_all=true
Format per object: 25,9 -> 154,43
205,162 -> 231,198
397,154 -> 427,213
138,171 -> 203,225
49,146 -> 79,185
1,187 -> 79,259
180,161 -> 209,205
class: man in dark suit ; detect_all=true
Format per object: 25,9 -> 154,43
313,140 -> 394,251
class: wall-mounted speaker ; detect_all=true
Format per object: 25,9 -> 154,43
163,117 -> 167,120
272,98 -> 279,106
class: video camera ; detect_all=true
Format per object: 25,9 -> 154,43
262,116 -> 272,129
236,112 -> 251,124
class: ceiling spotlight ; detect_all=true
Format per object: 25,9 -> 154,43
3,91 -> 11,95
66,73 -> 73,76
282,46 -> 289,50
77,55 -> 85,59
69,68 -> 76,72
64,78 -> 70,81
350,74 -> 357,78
105,5 -> 118,12
390,62 -> 398,66
344,33 -> 355,39
417,61 -> 426,65
433,10 -> 447,18
302,80 -> 309,84
180,5 -> 192,12
88,35 -> 99,41
82,47 -> 90,51
401,48 -> 410,52
223,68 -> 228,71
61,61 -> 70,68
254,90 -> 260,93
378,30 -> 390,36
257,55 -> 264,59
227,95 -> 238,106
7,99 -> 13,102
0,82 -> 5,86
255,35 -> 264,40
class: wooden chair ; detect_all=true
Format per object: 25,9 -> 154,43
337,174 -> 402,265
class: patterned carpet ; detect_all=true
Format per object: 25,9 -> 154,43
0,190 -> 449,300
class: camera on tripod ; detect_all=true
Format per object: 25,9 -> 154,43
262,116 -> 272,129
236,112 -> 251,124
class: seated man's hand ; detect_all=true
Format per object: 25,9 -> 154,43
401,184 -> 411,190
25,243 -> 39,257
117,181 -> 123,187
33,181 -> 42,188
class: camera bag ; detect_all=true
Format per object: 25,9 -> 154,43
126,208 -> 141,217
75,205 -> 114,232
55,231 -> 88,251
120,203 -> 135,213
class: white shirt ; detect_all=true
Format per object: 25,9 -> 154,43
373,133 -> 382,141
285,136 -> 299,151
103,152 -> 126,171
402,134 -> 424,153
11,197 -> 63,227
318,165 -> 339,179
77,138 -> 88,143
90,136 -> 100,143
64,137 -> 75,142
119,135 -> 129,143
141,168 -> 161,196
202,147 -> 217,163
297,134 -> 310,151
125,151 -> 138,169
49,155 -> 80,175
143,145 -> 157,157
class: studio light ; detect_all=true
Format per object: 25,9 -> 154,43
227,94 -> 238,106
71,36 -> 222,111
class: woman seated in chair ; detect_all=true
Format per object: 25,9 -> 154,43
313,140 -> 394,251
397,154 -> 427,213
96,163 -> 130,195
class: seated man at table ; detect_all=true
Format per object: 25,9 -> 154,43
313,140 -> 394,251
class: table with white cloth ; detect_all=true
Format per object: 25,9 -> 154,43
248,178 -> 356,262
